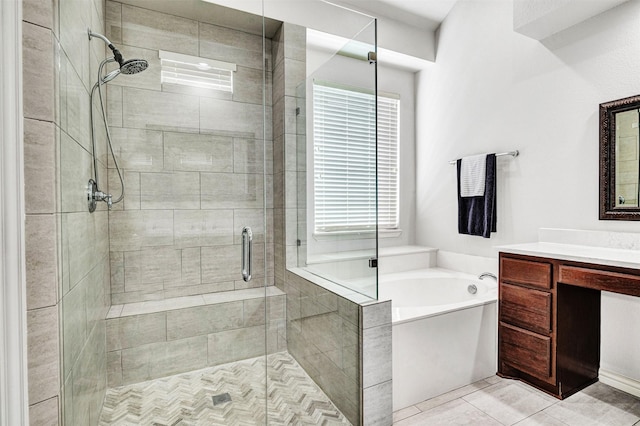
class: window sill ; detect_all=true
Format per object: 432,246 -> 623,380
313,228 -> 402,241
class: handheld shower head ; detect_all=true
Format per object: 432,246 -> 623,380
89,29 -> 149,82
120,59 -> 148,75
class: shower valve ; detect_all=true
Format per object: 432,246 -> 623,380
94,191 -> 112,208
90,183 -> 113,210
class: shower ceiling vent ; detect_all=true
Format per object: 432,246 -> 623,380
159,50 -> 236,92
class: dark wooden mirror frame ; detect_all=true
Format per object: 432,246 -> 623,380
599,94 -> 640,220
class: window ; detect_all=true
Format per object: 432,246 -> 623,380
313,81 -> 399,233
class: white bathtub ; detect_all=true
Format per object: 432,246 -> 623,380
379,268 -> 498,411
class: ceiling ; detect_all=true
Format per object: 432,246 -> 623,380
330,0 -> 458,31
117,0 -> 458,40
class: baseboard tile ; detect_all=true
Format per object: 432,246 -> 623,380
599,369 -> 640,399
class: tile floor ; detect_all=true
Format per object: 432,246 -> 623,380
393,376 -> 640,425
99,352 -> 350,425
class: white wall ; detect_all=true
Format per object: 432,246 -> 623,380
208,0 -> 436,61
307,50 -> 416,256
513,0 -> 629,40
415,0 -> 640,384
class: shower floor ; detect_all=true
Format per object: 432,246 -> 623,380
99,351 -> 351,425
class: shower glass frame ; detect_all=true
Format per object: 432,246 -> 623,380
290,10 -> 379,301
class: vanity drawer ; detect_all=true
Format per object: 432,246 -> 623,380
501,257 -> 552,289
500,283 -> 551,335
500,322 -> 552,379
559,265 -> 640,297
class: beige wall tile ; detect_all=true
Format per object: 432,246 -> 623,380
106,312 -> 167,351
27,307 -> 60,405
25,215 -> 58,310
363,380 -> 393,426
109,210 -> 174,251
110,251 -> 125,294
23,0 -> 55,29
271,25 -> 283,70
108,170 -> 140,211
123,87 -> 199,132
62,282 -> 86,380
123,247 -> 181,291
164,132 -> 233,173
85,255 -> 110,337
200,97 -> 268,140
106,85 -> 122,127
201,244 -> 239,283
122,4 -> 198,55
111,289 -> 164,305
60,131 -> 92,213
180,247 -> 201,286
283,59 -> 306,98
201,173 -> 264,209
59,0 -> 91,88
174,210 -> 234,248
164,282 -> 234,299
360,300 -> 392,329
108,128 -> 163,172
272,62 -> 284,109
140,172 -> 200,210
233,138 -> 268,174
243,298 -> 265,327
63,60 -> 91,154
267,294 -> 285,321
233,66 -> 270,106
105,1 -> 122,43
121,335 -> 207,384
166,302 -> 243,340
23,22 -> 54,122
63,210 -> 109,290
199,22 -> 265,70
70,323 -> 107,426
362,324 -> 392,388
106,351 -> 122,388
283,23 -> 306,63
207,325 -> 265,366
89,0 -> 105,57
29,396 -> 59,426
24,114 -> 56,216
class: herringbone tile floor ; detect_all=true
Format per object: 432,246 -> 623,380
99,352 -> 350,426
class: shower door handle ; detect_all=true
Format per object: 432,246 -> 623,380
241,226 -> 252,282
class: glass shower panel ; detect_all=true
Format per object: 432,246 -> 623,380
294,12 -> 379,300
59,0 -> 272,423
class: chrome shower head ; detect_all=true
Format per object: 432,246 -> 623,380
89,29 -> 149,83
120,58 -> 148,75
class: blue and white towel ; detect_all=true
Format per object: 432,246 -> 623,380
457,154 -> 497,238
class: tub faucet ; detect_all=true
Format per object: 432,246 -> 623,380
478,272 -> 497,281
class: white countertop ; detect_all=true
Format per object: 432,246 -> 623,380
497,242 -> 640,270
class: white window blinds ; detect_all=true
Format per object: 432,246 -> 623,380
313,82 -> 399,233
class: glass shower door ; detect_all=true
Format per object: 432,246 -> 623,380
59,0 -> 272,424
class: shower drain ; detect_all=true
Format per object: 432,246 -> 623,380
212,392 -> 232,406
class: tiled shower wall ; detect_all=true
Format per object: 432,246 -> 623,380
23,0 -> 112,424
104,1 -> 274,304
22,0 -> 62,422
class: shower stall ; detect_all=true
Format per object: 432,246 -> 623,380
51,0 -> 387,424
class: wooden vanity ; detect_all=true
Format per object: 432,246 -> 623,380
498,249 -> 640,399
